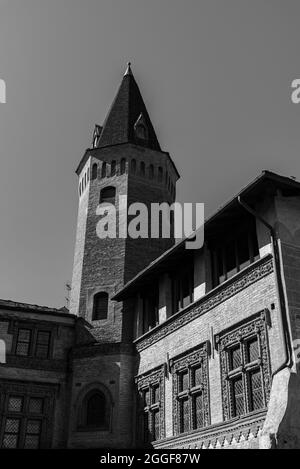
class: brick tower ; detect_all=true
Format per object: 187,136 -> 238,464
68,64 -> 179,448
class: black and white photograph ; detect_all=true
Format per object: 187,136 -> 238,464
1,0 -> 300,457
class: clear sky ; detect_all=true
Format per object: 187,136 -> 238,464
0,0 -> 300,308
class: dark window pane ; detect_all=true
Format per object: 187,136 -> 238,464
143,288 -> 159,332
5,418 -> 20,433
35,331 -> 51,358
158,167 -> 163,182
173,278 -> 181,313
179,398 -> 189,433
16,342 -> 30,356
153,409 -> 160,441
18,329 -> 30,341
24,435 -> 40,449
225,240 -> 237,279
8,396 -> 23,413
143,412 -> 150,442
237,235 -> 251,271
246,337 -> 259,363
2,434 -> 18,448
192,366 -> 202,387
16,329 -> 31,356
26,420 -> 41,435
29,398 -> 44,414
36,331 -> 50,345
193,393 -> 204,429
250,229 -> 260,261
100,186 -> 116,205
152,385 -> 159,404
249,369 -> 264,411
92,163 -> 98,180
179,370 -> 189,392
35,345 -> 49,358
120,158 -> 126,174
101,162 -> 107,178
217,248 -> 225,284
182,275 -> 191,308
230,345 -> 241,370
3,418 -> 20,448
24,420 -> 41,449
131,159 -> 136,174
111,160 -> 116,176
143,389 -> 150,407
232,376 -> 244,417
92,292 -> 108,320
86,392 -> 106,427
172,263 -> 194,313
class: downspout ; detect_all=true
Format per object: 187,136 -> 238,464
237,196 -> 293,375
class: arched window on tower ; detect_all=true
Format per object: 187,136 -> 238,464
101,162 -> 107,178
99,186 -> 116,206
120,158 -> 126,174
140,161 -> 145,177
92,292 -> 108,320
149,164 -> 154,180
131,159 -> 136,174
111,160 -> 116,177
158,166 -> 163,182
92,163 -> 98,180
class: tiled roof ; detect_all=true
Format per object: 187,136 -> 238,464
96,63 -> 161,151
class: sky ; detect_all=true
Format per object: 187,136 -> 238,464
0,0 -> 300,308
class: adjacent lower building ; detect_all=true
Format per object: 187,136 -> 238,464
0,64 -> 300,449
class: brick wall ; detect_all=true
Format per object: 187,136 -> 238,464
135,258 -> 280,447
0,308 -> 75,448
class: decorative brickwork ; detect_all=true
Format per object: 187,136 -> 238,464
153,410 -> 266,449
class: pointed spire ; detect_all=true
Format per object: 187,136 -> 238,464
124,61 -> 132,76
95,64 -> 161,151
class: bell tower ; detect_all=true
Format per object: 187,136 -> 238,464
68,64 -> 179,448
70,63 -> 179,332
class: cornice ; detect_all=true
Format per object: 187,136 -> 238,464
153,409 -> 267,449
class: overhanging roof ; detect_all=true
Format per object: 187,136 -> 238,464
113,170 -> 300,301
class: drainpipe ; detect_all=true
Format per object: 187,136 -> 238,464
237,196 -> 293,375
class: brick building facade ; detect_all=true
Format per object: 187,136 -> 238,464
0,64 -> 300,449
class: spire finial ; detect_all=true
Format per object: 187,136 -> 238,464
124,61 -> 132,76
